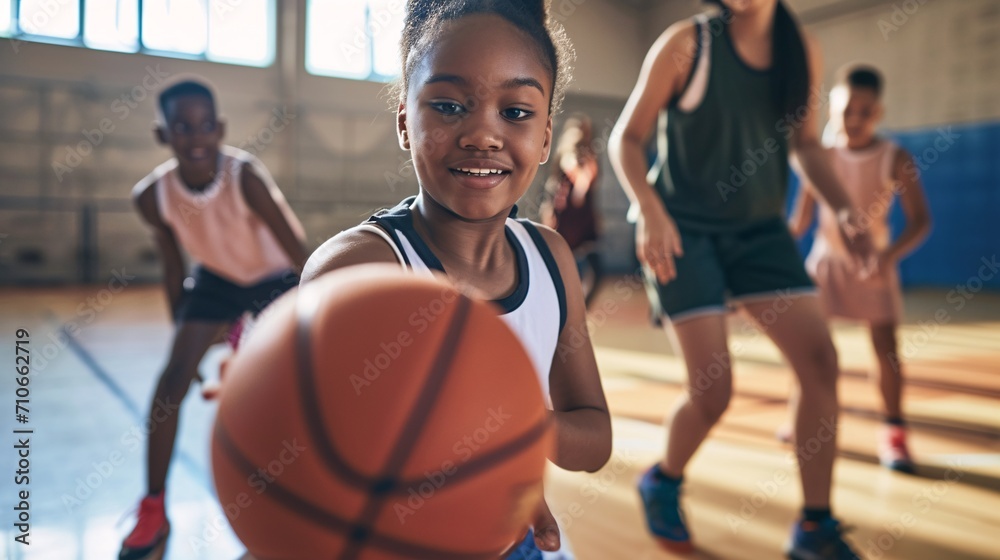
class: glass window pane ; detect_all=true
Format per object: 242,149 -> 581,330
369,0 -> 404,78
306,0 -> 369,79
208,0 -> 273,66
0,0 -> 12,37
19,0 -> 80,39
84,0 -> 139,52
143,0 -> 208,55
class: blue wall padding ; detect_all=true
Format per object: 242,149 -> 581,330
787,120 -> 1000,290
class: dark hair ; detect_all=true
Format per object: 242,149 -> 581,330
838,64 -> 883,97
704,0 -> 809,116
398,0 -> 574,114
158,79 -> 216,121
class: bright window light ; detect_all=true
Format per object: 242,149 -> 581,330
208,0 -> 274,66
6,0 -> 275,68
0,0 -> 12,37
142,0 -> 208,55
369,0 -> 404,78
306,0 -> 404,81
306,0 -> 370,79
84,0 -> 139,52
19,0 -> 81,39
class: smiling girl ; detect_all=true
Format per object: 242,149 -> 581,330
302,1 -> 612,557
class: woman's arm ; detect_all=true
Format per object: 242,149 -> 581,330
788,180 -> 818,239
609,21 -> 696,283
537,226 -> 612,473
792,34 -> 875,265
790,34 -> 852,215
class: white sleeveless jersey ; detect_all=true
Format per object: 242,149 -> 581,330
135,146 -> 304,286
362,197 -> 567,405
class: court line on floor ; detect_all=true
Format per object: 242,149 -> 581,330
59,323 -> 213,492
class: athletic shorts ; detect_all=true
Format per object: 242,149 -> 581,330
645,218 -> 815,323
174,265 -> 298,323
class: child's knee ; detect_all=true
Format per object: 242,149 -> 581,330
688,384 -> 731,425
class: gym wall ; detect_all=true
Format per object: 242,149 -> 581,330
0,0 -> 644,284
1,0 -> 996,290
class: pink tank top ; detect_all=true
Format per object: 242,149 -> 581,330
146,146 -> 304,286
807,140 -> 898,272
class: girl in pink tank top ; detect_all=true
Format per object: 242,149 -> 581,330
789,65 -> 932,473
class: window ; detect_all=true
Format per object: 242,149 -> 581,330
0,1 -> 14,36
84,0 -> 139,52
306,0 -> 404,82
1,0 -> 274,67
18,0 -> 81,40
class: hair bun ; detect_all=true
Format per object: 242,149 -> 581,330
513,0 -> 547,24
406,0 -> 437,24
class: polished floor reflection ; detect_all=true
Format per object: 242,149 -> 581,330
1,284 -> 997,559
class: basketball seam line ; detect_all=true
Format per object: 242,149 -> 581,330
340,296 -> 473,559
215,420 -> 504,559
214,392 -> 551,558
295,287 -> 372,489
393,416 -> 551,490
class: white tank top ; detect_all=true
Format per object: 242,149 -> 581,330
136,146 -> 304,286
362,197 -> 567,405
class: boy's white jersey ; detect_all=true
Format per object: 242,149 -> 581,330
134,146 -> 304,286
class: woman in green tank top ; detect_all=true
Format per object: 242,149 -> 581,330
609,1 -> 874,559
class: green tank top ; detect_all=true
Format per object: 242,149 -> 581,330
652,15 -> 790,232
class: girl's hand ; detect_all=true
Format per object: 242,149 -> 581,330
836,209 -> 877,277
531,497 -> 561,552
637,206 -> 684,285
865,250 -> 897,280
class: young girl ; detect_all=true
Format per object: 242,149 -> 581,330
609,1 -> 874,558
302,1 -> 612,557
541,114 -> 603,308
789,65 -> 932,473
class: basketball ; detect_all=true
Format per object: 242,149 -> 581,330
211,264 -> 553,560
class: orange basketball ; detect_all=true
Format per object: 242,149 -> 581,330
211,264 -> 552,560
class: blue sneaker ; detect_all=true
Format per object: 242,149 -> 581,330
505,531 -> 542,560
637,464 -> 694,554
786,518 -> 860,560
505,530 -> 575,560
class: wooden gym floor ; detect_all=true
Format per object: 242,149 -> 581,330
0,280 -> 997,559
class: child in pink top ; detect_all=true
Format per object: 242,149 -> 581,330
789,65 -> 932,472
120,79 -> 308,560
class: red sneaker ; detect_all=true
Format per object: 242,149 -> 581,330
119,492 -> 170,560
879,425 -> 915,473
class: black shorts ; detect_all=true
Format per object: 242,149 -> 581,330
645,218 -> 815,323
174,266 -> 298,323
